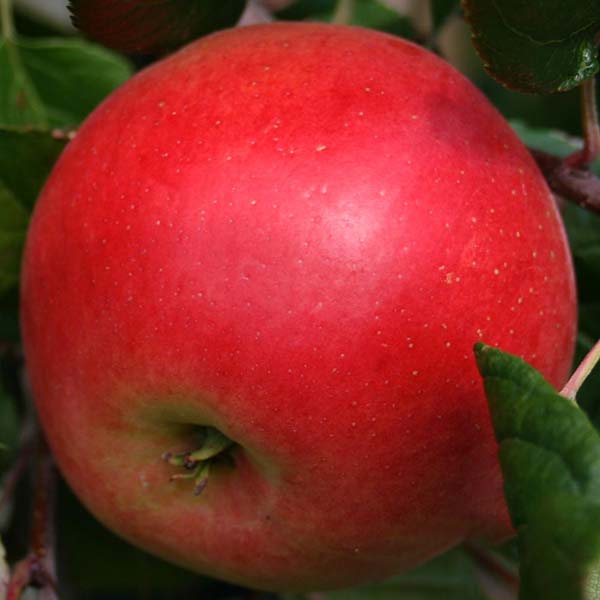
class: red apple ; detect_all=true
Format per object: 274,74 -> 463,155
21,23 -> 576,591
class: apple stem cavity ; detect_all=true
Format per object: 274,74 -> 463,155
561,338 -> 600,402
162,426 -> 234,495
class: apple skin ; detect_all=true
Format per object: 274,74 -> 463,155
21,23 -> 576,591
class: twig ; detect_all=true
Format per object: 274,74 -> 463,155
528,76 -> 600,215
5,433 -> 58,600
531,148 -> 600,215
0,417 -> 36,514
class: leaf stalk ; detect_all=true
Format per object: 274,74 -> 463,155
565,77 -> 600,168
561,338 -> 600,402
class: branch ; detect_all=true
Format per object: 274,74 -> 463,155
0,416 -> 36,514
528,76 -> 600,215
531,148 -> 600,215
6,433 -> 58,600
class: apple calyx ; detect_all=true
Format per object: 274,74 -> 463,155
162,427 -> 234,495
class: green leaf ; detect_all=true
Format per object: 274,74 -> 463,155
275,0 -> 334,20
351,0 -> 418,37
475,343 -> 600,600
0,128 -> 66,211
0,128 -> 67,296
0,36 -> 132,129
462,0 -> 600,93
0,37 -> 46,127
68,0 -> 246,55
284,549 -> 487,600
510,119 -> 582,158
0,181 -> 28,294
276,0 -> 417,38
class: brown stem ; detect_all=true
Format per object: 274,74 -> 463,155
565,77 -> 600,168
6,433 -> 58,600
0,418 -> 36,513
528,75 -> 600,215
531,148 -> 600,215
